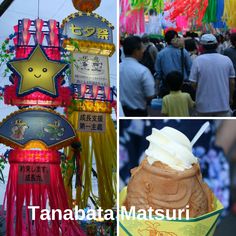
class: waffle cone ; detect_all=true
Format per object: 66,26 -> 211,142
124,158 -> 214,218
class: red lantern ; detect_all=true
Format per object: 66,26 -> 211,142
104,86 -> 110,100
22,18 -> 31,31
35,31 -> 44,44
48,19 -> 58,34
13,25 -> 18,33
35,19 -> 44,31
22,30 -> 31,45
72,0 -> 101,12
81,84 -> 86,97
49,32 -> 59,46
92,85 -> 99,98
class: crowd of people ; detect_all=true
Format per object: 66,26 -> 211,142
119,30 -> 236,117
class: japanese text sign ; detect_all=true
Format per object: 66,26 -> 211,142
18,164 -> 50,184
72,52 -> 109,86
62,12 -> 113,44
78,112 -> 106,132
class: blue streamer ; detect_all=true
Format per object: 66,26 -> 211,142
213,0 -> 226,28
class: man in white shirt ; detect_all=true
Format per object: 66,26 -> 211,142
120,36 -> 155,117
190,34 -> 235,116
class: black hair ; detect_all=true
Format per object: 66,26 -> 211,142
230,33 -> 236,47
165,30 -> 178,44
123,36 -> 142,57
202,43 -> 218,51
216,34 -> 224,44
185,32 -> 191,38
166,71 -> 183,91
184,39 -> 197,52
184,31 -> 199,39
141,34 -> 150,44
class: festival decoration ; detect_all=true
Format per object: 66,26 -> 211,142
0,108 -> 76,149
4,19 -> 72,107
62,11 -> 115,56
223,0 -> 236,28
203,0 -> 217,24
120,0 -> 145,34
8,45 -> 68,97
120,0 -> 165,34
213,0 -> 226,28
120,0 -> 235,34
72,0 -> 101,12
61,2 -> 116,211
0,37 -> 14,78
165,0 -> 209,27
1,17 -> 85,236
129,0 -> 164,13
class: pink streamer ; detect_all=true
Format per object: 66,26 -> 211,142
120,0 -> 145,34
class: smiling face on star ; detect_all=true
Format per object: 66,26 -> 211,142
27,66 -> 48,79
8,45 -> 68,96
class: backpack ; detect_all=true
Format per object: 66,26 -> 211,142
140,45 -> 156,75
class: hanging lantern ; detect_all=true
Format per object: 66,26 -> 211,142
35,18 -> 44,31
72,0 -> 101,12
13,37 -> 18,46
13,25 -> 18,33
104,86 -> 110,100
48,19 -> 58,34
22,18 -> 31,31
22,30 -> 31,45
92,85 -> 99,98
81,84 -> 86,97
49,32 -> 59,46
35,31 -> 44,44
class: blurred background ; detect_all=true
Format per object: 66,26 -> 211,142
119,119 -> 236,236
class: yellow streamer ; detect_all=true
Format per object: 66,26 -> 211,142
64,112 -> 116,210
223,0 -> 236,28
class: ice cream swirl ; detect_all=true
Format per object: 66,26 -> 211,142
145,127 -> 198,171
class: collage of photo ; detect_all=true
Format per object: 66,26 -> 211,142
0,0 -> 236,236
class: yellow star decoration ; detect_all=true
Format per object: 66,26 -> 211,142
8,45 -> 68,96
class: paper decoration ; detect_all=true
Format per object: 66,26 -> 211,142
72,84 -> 112,101
0,108 -> 76,149
223,0 -> 236,28
8,45 -> 68,97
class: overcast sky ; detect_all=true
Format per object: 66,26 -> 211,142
0,0 -> 117,204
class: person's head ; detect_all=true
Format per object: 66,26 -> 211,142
141,34 -> 150,44
166,71 -> 183,91
200,34 -> 218,51
225,31 -> 231,41
184,31 -> 191,38
123,36 -> 144,60
184,39 -> 197,52
230,33 -> 236,47
216,34 -> 224,44
165,30 -> 178,45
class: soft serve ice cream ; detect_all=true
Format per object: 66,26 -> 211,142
124,127 -> 214,217
145,127 -> 198,171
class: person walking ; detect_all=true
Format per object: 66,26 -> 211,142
224,33 -> 236,110
189,34 -> 235,116
140,34 -> 158,75
155,30 -> 192,97
120,36 -> 155,117
224,33 -> 236,72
